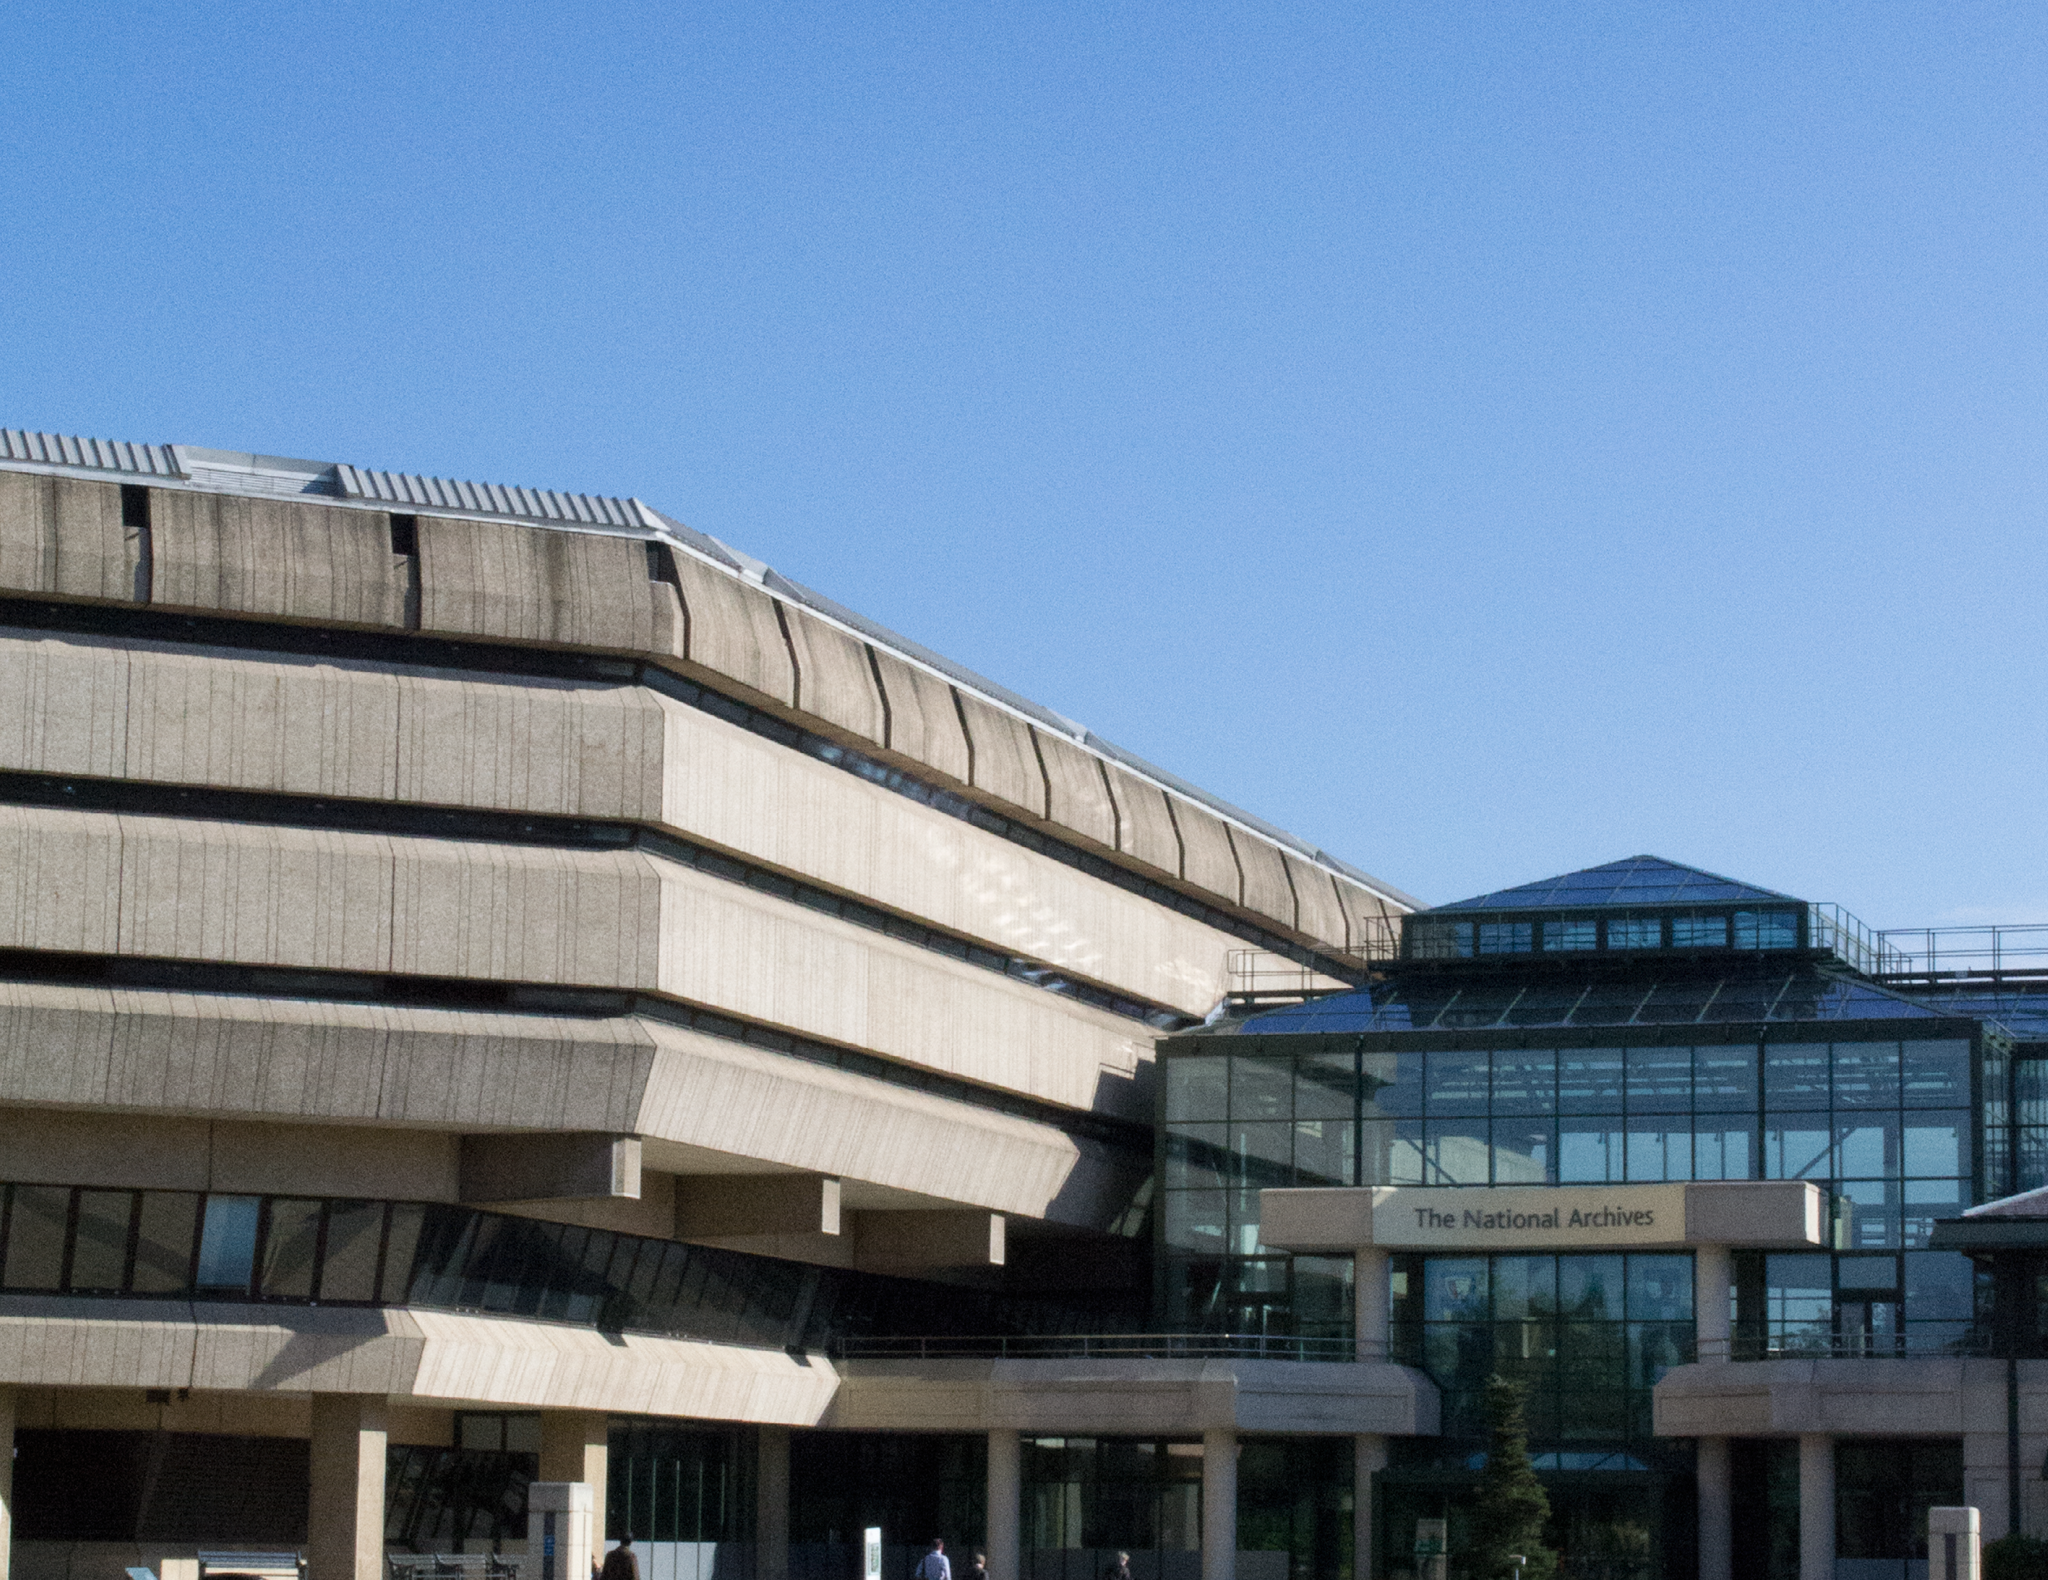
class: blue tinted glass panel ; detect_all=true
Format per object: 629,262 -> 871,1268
1835,1254 -> 1897,1291
1492,1049 -> 1558,1113
1492,1118 -> 1555,1185
1902,1040 -> 1971,1106
1164,1125 -> 1230,1189
1164,1056 -> 1230,1121
1626,1256 -> 1693,1320
196,1195 -> 260,1291
1764,1119 -> 1835,1179
1558,1256 -> 1625,1320
1478,921 -> 1534,954
1694,1044 -> 1758,1111
1558,1119 -> 1622,1183
1543,918 -> 1597,951
1734,908 -> 1801,949
1408,920 -> 1473,958
1624,1046 -> 1693,1114
1491,1255 -> 1557,1319
1672,914 -> 1730,948
1423,1120 -> 1491,1185
1904,1114 -> 1968,1178
1902,1251 -> 1975,1319
1625,1125 -> 1691,1181
1607,918 -> 1662,950
1363,1051 -> 1421,1117
1835,1118 -> 1896,1178
1692,1125 -> 1753,1180
1903,1180 -> 1966,1247
1294,1052 -> 1355,1120
1427,1049 -> 1491,1115
1423,1259 -> 1490,1321
1292,1118 -> 1354,1186
1764,1043 -> 1831,1108
1839,1180 -> 1901,1249
1830,1041 -> 1901,1109
1558,1048 -> 1625,1112
1229,1057 -> 1293,1119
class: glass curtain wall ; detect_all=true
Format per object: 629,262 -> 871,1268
1159,1029 -> 1979,1345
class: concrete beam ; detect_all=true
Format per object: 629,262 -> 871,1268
853,1210 -> 1006,1275
460,1133 -> 641,1203
675,1176 -> 841,1240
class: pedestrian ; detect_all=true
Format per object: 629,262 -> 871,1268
914,1538 -> 952,1580
965,1554 -> 988,1580
1102,1552 -> 1131,1580
599,1536 -> 640,1580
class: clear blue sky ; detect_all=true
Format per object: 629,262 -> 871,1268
5,2 -> 2044,925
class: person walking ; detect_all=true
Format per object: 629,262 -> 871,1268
964,1554 -> 988,1580
914,1538 -> 952,1580
1102,1552 -> 1131,1580
599,1536 -> 640,1580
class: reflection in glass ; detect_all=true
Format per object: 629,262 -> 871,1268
1557,1256 -> 1625,1320
1829,1041 -> 1901,1109
1765,1120 -> 1834,1180
1229,1058 -> 1293,1121
1163,1056 -> 1230,1122
1423,1121 -> 1491,1185
1558,1120 -> 1621,1183
3,1186 -> 69,1290
321,1202 -> 385,1301
1901,1040 -> 1970,1106
1694,1043 -> 1759,1111
1692,1126 -> 1752,1181
1624,1046 -> 1692,1114
1558,1048 -> 1625,1113
132,1192 -> 198,1293
70,1190 -> 132,1291
1904,1116 -> 1967,1178
196,1196 -> 260,1292
1491,1119 -> 1554,1185
261,1199 -> 322,1299
1491,1049 -> 1557,1114
1427,1049 -> 1492,1115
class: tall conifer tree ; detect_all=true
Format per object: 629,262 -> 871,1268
1461,1375 -> 1557,1580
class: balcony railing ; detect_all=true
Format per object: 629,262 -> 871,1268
837,1332 -> 1363,1362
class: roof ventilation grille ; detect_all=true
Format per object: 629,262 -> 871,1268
335,464 -> 652,531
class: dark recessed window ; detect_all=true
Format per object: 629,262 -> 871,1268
1673,915 -> 1731,949
1543,918 -> 1597,952
1608,917 -> 1662,950
1478,922 -> 1534,954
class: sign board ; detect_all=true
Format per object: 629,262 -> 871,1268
864,1528 -> 883,1580
1375,1185 -> 1688,1250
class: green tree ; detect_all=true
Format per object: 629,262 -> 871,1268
1458,1376 -> 1557,1580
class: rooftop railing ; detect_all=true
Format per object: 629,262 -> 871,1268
1873,923 -> 2048,985
837,1332 -> 1363,1362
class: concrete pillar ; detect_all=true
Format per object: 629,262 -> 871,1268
1696,1437 -> 1730,1580
1355,1247 -> 1390,1362
308,1395 -> 388,1580
758,1427 -> 791,1580
1799,1433 -> 1834,1580
1353,1435 -> 1386,1580
0,1386 -> 15,1580
1696,1244 -> 1732,1363
542,1412 -> 610,1579
1202,1429 -> 1237,1580
1928,1506 -> 1982,1580
986,1431 -> 1021,1580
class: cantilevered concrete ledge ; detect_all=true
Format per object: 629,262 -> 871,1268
0,1295 -> 839,1423
827,1357 -> 1438,1437
1653,1357 -> 2044,1438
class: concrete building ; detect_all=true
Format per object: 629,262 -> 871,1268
3,430 -> 2040,1580
0,431 -> 1423,1580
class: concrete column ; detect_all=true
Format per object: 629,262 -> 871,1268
1202,1429 -> 1237,1580
1696,1437 -> 1730,1580
308,1394 -> 388,1580
757,1427 -> 791,1580
0,1386 -> 15,1580
1799,1433 -> 1834,1580
1355,1248 -> 1390,1362
1696,1244 -> 1732,1363
1353,1434 -> 1386,1580
541,1411 -> 610,1579
986,1430 -> 1021,1580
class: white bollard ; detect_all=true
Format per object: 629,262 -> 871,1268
1928,1507 -> 1981,1580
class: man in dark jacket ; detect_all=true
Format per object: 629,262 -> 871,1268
599,1536 -> 640,1580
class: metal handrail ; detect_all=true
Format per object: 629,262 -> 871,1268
837,1332 -> 1367,1362
1873,922 -> 2048,984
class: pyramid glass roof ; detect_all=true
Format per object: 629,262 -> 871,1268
1432,855 -> 1799,912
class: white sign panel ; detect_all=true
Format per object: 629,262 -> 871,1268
864,1528 -> 883,1580
1373,1185 -> 1688,1250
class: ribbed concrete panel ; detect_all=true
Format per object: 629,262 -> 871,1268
393,840 -> 664,988
667,552 -> 797,707
867,647 -> 971,784
1170,794 -> 1240,899
126,644 -> 402,802
0,985 -> 1082,1217
649,863 -> 1148,1115
115,818 -> 396,973
0,630 -> 129,778
638,1023 -> 1077,1214
1335,876 -> 1396,952
654,697 -> 1231,1017
1231,829 -> 1297,929
0,806 -> 121,954
1284,852 -> 1347,950
416,515 -> 679,653
395,672 -> 664,822
778,602 -> 885,746
1102,764 -> 1181,876
0,471 -> 141,601
954,690 -> 1044,815
1034,729 -> 1117,849
151,490 -> 407,626
0,636 -> 1234,1014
